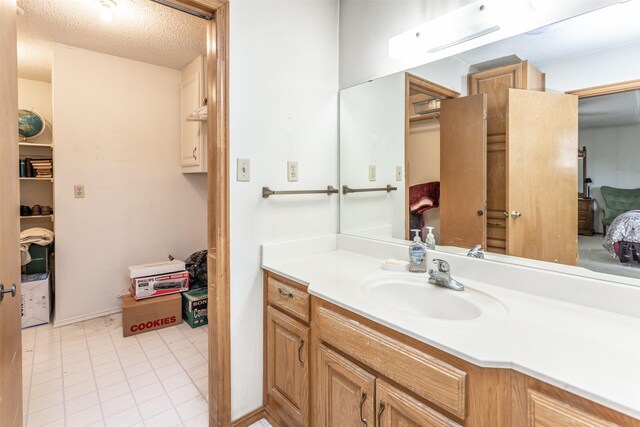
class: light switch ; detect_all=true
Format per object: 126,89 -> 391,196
237,159 -> 250,182
396,166 -> 403,181
74,185 -> 85,198
368,165 -> 376,181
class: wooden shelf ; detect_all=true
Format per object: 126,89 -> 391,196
19,177 -> 53,182
20,215 -> 54,221
18,142 -> 53,148
409,113 -> 440,123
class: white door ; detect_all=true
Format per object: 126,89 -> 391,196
0,0 -> 24,425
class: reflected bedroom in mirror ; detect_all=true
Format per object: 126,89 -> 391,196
339,0 -> 640,282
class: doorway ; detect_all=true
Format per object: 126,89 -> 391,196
1,1 -> 231,426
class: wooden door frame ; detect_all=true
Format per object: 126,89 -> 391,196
404,73 -> 459,240
566,79 -> 640,99
200,2 -> 231,426
172,0 -> 230,425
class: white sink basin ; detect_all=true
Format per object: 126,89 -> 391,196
362,274 -> 507,321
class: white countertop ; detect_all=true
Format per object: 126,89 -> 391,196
262,235 -> 640,420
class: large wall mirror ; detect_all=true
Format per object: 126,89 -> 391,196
339,1 -> 640,283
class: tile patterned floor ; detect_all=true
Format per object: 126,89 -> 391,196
22,313 -> 209,427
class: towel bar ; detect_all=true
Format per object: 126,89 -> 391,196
342,184 -> 398,195
262,186 -> 338,199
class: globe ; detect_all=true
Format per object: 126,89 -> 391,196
18,109 -> 45,140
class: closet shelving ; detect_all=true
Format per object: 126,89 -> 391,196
19,141 -> 55,228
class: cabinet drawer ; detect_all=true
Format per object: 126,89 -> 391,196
268,276 -> 310,323
316,307 -> 467,419
377,379 -> 461,427
527,390 -> 617,427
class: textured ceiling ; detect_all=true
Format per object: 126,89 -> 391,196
17,0 -> 207,82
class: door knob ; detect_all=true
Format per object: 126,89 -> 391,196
511,211 -> 522,219
0,284 -> 16,301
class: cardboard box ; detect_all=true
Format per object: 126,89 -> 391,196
130,271 -> 189,300
122,293 -> 181,337
25,244 -> 49,275
21,272 -> 50,328
128,260 -> 186,279
182,289 -> 208,328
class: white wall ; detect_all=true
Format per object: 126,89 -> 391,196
541,40 -> 640,93
339,0 -> 476,88
340,72 -> 405,239
579,123 -> 640,232
52,44 -> 207,325
338,0 -> 618,89
229,1 -> 339,418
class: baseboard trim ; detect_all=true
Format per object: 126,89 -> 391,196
232,406 -> 266,427
53,307 -> 122,328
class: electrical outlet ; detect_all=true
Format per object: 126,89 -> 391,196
287,161 -> 298,182
237,159 -> 250,182
368,165 -> 376,181
396,166 -> 403,181
74,185 -> 85,199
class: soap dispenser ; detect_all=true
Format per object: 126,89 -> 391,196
425,226 -> 436,250
409,229 -> 427,273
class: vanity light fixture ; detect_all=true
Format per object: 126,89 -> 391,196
98,0 -> 117,23
389,0 -> 534,59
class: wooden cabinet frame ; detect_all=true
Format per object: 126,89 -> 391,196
311,296 -> 640,427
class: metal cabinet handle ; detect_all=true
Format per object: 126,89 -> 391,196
377,400 -> 386,425
278,288 -> 293,298
503,211 -> 509,218
0,284 -> 16,301
476,210 -> 484,216
359,391 -> 368,426
297,339 -> 305,367
511,211 -> 522,219
192,147 -> 197,160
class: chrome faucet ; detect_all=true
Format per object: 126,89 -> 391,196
467,244 -> 484,259
428,259 -> 464,291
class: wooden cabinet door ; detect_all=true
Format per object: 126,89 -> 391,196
376,380 -> 461,427
181,55 -> 206,172
266,306 -> 309,426
507,89 -> 578,265
0,1 -> 24,425
467,61 -> 544,254
317,344 -> 375,427
439,94 -> 487,249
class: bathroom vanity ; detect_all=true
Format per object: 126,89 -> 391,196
261,235 -> 640,426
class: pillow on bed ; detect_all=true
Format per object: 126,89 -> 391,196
410,196 -> 434,214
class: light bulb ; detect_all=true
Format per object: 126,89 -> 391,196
101,5 -> 113,22
97,0 -> 116,23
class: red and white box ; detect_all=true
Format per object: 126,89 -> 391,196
130,271 -> 189,300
